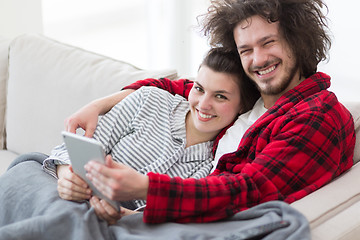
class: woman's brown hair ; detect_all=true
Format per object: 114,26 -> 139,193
201,48 -> 260,113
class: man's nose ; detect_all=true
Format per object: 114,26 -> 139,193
252,48 -> 268,68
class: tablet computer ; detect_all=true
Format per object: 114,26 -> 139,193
61,131 -> 120,211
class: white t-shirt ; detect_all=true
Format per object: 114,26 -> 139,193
211,98 -> 267,173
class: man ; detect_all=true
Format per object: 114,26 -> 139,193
66,0 -> 355,224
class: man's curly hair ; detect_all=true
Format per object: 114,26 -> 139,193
199,0 -> 332,78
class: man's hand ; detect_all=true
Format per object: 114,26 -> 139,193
64,89 -> 135,137
64,103 -> 100,138
57,165 -> 92,201
85,155 -> 149,201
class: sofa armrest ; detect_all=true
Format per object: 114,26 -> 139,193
291,162 -> 360,239
0,36 -> 11,150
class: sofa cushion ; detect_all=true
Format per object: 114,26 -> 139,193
0,37 -> 11,150
6,34 -> 177,155
310,200 -> 360,240
291,161 -> 360,239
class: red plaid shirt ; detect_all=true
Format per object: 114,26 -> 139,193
124,72 -> 355,223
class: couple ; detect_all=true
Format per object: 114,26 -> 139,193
43,47 -> 255,223
48,0 -> 355,225
57,0 -> 355,225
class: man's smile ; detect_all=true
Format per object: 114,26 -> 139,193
257,65 -> 277,76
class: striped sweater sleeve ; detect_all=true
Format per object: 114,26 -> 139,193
93,88 -> 145,154
43,88 -> 148,178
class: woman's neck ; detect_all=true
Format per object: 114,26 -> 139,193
185,111 -> 218,148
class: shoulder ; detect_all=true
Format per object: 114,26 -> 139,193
301,90 -> 351,119
120,86 -> 172,103
284,90 -> 353,132
136,86 -> 187,109
138,86 -> 177,101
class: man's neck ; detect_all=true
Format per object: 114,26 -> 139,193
262,75 -> 306,109
262,95 -> 280,109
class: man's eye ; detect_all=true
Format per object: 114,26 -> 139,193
239,49 -> 249,55
264,40 -> 275,46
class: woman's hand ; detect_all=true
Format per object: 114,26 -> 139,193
85,155 -> 149,201
57,165 -> 92,201
90,196 -> 123,225
90,196 -> 139,225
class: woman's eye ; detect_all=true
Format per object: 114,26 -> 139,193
195,86 -> 204,92
216,94 -> 227,100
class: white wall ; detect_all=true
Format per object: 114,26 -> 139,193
0,0 -> 43,38
145,0 -> 210,78
42,0 -> 209,78
42,0 -> 149,69
319,0 -> 360,102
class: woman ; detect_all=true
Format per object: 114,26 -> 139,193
43,47 -> 256,224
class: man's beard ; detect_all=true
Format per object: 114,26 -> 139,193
252,60 -> 298,96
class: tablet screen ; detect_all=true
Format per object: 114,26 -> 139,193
62,131 -> 120,211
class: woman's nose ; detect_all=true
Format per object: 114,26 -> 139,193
198,95 -> 211,110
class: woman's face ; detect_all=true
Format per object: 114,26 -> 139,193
188,65 -> 242,138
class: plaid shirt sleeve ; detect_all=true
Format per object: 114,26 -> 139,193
142,82 -> 355,224
122,78 -> 194,99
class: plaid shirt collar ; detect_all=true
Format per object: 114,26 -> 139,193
213,72 -> 331,155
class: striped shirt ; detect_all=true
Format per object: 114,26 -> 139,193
43,86 -> 214,209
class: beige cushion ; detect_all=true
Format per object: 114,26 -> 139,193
311,200 -> 360,240
292,162 -> 360,239
0,37 -> 10,150
6,34 -> 177,155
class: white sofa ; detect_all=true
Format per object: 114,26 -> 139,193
0,33 -> 177,173
0,34 -> 359,239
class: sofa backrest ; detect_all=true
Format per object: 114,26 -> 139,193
4,34 -> 177,155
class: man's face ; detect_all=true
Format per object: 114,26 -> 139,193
233,15 -> 301,106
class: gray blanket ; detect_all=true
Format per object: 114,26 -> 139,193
0,153 -> 311,240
